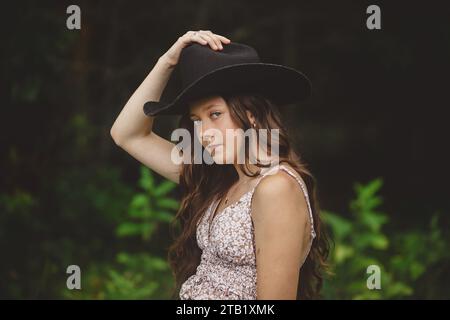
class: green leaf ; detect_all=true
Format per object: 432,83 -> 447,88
385,282 -> 413,298
360,210 -> 388,232
116,252 -> 131,264
409,261 -> 425,280
139,166 -> 154,191
148,257 -> 169,271
116,222 -> 142,237
156,198 -> 179,210
128,194 -> 151,218
154,210 -> 175,223
153,180 -> 177,197
322,211 -> 353,240
130,194 -> 149,209
141,222 -> 156,240
355,233 -> 389,250
350,178 -> 383,214
334,244 -> 354,263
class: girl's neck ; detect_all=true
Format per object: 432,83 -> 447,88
233,163 -> 261,181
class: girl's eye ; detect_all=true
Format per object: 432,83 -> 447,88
210,111 -> 221,119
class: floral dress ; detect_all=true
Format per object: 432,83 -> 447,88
179,164 -> 317,299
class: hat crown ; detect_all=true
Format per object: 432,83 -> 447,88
143,41 -> 311,117
179,42 -> 261,89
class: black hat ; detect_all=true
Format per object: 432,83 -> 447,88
143,41 -> 311,117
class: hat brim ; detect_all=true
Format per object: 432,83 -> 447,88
143,62 -> 311,117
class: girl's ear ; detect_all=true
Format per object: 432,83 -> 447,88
245,110 -> 256,124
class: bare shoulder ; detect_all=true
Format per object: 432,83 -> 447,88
251,164 -> 309,225
250,163 -> 311,299
256,167 -> 300,196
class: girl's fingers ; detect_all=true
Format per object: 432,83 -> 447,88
185,30 -> 231,50
206,31 -> 230,44
199,33 -> 221,50
216,35 -> 231,44
191,33 -> 208,45
204,31 -> 223,49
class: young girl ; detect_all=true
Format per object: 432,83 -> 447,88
111,30 -> 329,300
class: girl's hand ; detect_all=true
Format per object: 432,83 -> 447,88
161,30 -> 231,67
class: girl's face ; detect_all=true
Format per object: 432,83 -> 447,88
189,95 -> 254,164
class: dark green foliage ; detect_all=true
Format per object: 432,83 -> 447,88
323,179 -> 450,299
64,167 -> 177,299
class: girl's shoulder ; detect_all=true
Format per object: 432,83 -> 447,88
257,162 -> 305,190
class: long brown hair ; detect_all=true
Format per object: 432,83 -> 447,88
167,93 -> 330,299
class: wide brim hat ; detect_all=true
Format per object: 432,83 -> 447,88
143,41 -> 312,117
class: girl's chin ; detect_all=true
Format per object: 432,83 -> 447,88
211,151 -> 224,163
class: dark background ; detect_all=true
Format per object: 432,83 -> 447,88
1,0 -> 449,299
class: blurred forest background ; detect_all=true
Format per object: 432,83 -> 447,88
1,0 -> 449,299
